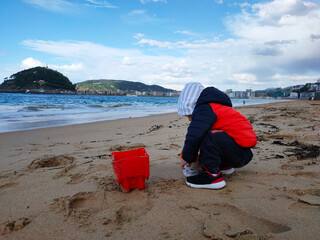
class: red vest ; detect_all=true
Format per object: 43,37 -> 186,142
210,103 -> 257,148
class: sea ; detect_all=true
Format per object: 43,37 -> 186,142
0,93 -> 287,133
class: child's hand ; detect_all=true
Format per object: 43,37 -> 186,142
180,159 -> 190,169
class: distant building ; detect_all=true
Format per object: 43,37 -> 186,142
245,89 -> 253,98
228,92 -> 236,98
289,92 -> 299,98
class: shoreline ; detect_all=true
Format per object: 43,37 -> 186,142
0,111 -> 177,136
1,100 -> 319,239
0,99 -> 292,134
0,111 -> 178,134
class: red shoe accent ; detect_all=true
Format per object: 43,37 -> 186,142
206,171 -> 222,177
211,178 -> 224,184
205,171 -> 224,184
222,167 -> 232,171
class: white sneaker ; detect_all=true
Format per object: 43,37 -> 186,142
183,162 -> 200,177
221,167 -> 235,175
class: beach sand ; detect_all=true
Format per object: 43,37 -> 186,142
0,100 -> 319,240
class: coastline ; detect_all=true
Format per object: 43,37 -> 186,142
1,100 -> 319,239
0,93 -> 290,133
0,111 -> 178,134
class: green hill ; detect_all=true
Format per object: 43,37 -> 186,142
76,79 -> 174,92
0,67 -> 75,91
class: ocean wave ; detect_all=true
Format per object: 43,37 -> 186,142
18,104 -> 70,112
19,106 -> 43,112
89,104 -> 105,108
108,103 -> 132,108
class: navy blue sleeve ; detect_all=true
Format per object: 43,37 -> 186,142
182,104 -> 217,163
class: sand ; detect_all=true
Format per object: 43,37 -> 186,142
0,100 -> 319,240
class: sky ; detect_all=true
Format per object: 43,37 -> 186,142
0,0 -> 320,91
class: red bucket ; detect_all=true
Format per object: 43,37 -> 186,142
111,148 -> 150,192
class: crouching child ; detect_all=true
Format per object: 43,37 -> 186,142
178,82 -> 257,189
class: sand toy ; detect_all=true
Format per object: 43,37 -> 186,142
112,148 -> 150,192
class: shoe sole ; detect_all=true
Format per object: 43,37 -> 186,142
183,172 -> 199,177
183,169 -> 199,177
185,179 -> 226,189
221,168 -> 235,175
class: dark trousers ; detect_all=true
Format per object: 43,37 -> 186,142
199,130 -> 253,173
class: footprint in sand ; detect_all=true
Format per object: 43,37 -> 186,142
291,171 -> 320,179
94,176 -> 120,191
280,163 -> 304,170
52,164 -> 89,184
0,218 -> 31,235
53,164 -> 76,179
299,195 -> 320,206
97,193 -> 153,235
182,203 -> 291,239
67,173 -> 86,184
28,155 -> 75,170
0,182 -> 19,191
54,162 -> 113,184
52,192 -> 97,218
169,143 -> 181,150
52,190 -> 153,234
289,189 -> 320,207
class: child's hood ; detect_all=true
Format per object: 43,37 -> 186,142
196,87 -> 232,107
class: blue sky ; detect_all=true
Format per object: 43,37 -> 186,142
1,0 -> 319,91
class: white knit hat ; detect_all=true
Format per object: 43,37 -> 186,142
178,82 -> 205,115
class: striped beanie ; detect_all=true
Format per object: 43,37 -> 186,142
178,82 -> 205,115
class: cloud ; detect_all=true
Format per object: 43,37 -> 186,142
84,0 -> 117,8
280,57 -> 320,74
136,38 -> 175,48
19,39 -> 220,89
22,0 -> 76,13
23,0 -> 117,12
21,57 -> 84,73
235,2 -> 251,8
227,1 -> 320,42
265,40 -> 297,45
140,0 -> 167,4
174,30 -> 197,36
272,73 -> 320,82
122,10 -> 155,24
20,40 -> 182,84
132,0 -> 320,89
52,63 -> 84,71
128,10 -> 145,16
122,9 -> 169,25
250,0 -> 317,26
271,73 -> 320,87
21,40 -> 141,58
252,47 -> 282,56
134,33 -> 145,39
224,0 -> 320,82
229,73 -> 265,85
215,0 -> 223,4
19,34 -> 319,91
310,34 -> 320,41
135,36 -> 243,49
21,57 -> 44,68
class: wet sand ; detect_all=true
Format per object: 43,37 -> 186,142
0,100 -> 319,239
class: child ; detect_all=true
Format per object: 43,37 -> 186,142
178,82 -> 257,189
